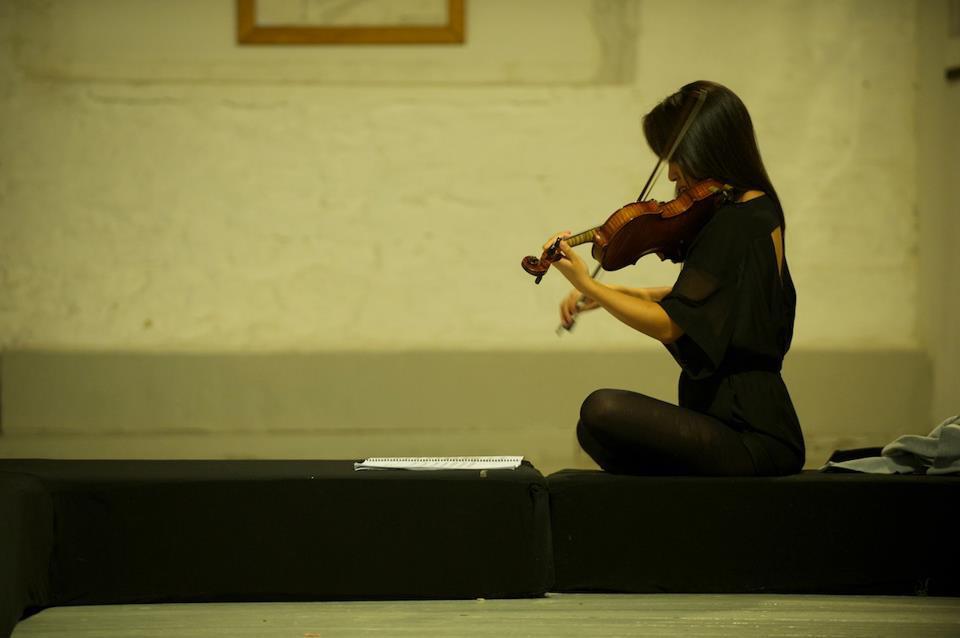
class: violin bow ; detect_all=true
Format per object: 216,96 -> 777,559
636,87 -> 707,202
558,88 -> 708,336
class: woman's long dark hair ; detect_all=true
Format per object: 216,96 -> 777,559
642,80 -> 784,229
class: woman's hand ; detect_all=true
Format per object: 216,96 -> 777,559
560,289 -> 600,329
542,231 -> 592,291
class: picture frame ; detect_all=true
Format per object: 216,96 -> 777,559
236,0 -> 465,45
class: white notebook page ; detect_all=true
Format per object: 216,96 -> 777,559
354,456 -> 524,471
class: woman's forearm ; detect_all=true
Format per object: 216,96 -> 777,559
583,281 -> 682,344
608,285 -> 673,303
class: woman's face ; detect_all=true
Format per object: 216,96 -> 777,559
667,162 -> 691,191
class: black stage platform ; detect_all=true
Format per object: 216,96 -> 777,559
548,469 -> 960,596
0,460 -> 553,638
0,471 -> 53,638
3,461 -> 958,638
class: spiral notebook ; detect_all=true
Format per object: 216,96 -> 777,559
354,456 -> 524,471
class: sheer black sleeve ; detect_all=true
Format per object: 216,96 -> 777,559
657,211 -> 745,379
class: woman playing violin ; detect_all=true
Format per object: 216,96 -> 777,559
546,80 -> 804,476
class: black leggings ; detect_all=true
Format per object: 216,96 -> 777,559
577,388 -> 762,476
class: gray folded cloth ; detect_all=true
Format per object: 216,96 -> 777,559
821,415 -> 960,475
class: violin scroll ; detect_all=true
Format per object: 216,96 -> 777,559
521,238 -> 562,284
521,179 -> 730,284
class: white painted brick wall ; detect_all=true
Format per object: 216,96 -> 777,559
0,0 -> 921,351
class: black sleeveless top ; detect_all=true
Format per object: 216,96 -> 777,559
657,195 -> 805,470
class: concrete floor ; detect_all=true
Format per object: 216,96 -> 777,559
12,594 -> 960,638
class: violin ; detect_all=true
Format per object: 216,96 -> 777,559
521,179 -> 732,283
521,88 -> 719,286
521,87 -> 726,334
